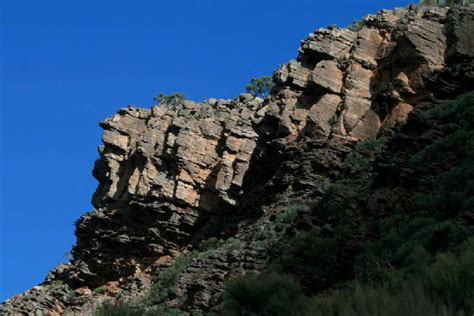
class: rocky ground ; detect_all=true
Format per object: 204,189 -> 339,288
1,3 -> 473,315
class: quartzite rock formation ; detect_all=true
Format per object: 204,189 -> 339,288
2,4 -> 473,315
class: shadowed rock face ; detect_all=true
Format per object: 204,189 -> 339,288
1,4 -> 473,315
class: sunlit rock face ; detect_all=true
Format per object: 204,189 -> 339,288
2,4 -> 473,315
72,95 -> 264,286
268,5 -> 459,141
69,2 -> 472,292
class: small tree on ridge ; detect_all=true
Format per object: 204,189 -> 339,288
245,76 -> 274,98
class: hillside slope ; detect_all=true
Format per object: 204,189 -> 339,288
1,4 -> 473,315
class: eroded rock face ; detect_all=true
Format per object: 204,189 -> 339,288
265,5 -> 457,141
93,98 -> 261,210
2,4 -> 473,315
71,95 -> 264,287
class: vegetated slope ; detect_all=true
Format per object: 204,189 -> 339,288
1,4 -> 473,315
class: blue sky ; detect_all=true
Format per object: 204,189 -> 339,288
0,0 -> 412,301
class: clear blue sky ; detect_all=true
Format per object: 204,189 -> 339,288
0,0 -> 412,301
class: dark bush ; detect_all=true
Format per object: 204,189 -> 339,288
344,137 -> 386,172
95,302 -> 144,316
222,273 -> 311,316
428,238 -> 474,314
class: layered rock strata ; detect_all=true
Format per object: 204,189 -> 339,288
267,5 -> 453,141
1,4 -> 473,315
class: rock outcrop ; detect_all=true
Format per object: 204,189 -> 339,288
268,4 -> 453,141
72,95 -> 264,288
2,4 -> 473,315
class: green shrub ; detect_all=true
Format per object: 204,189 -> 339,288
153,92 -> 186,106
96,254 -> 193,314
43,279 -> 65,290
95,302 -> 143,316
198,237 -> 243,255
428,238 -> 474,314
276,226 -> 356,292
410,92 -> 474,165
95,302 -> 185,316
310,281 -> 458,316
220,252 -> 471,316
344,137 -> 386,172
411,157 -> 474,216
329,115 -> 338,126
347,19 -> 366,32
370,82 -> 391,95
252,239 -> 269,250
274,204 -> 307,224
222,273 -> 311,316
344,152 -> 371,172
354,137 -> 386,153
409,93 -> 474,216
220,238 -> 243,251
94,286 -> 107,294
355,214 -> 472,284
198,237 -> 222,251
312,238 -> 474,315
147,252 -> 195,304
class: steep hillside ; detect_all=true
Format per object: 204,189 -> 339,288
2,3 -> 473,315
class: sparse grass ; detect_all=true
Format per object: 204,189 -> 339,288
44,279 -> 65,290
95,253 -> 194,315
198,237 -> 243,256
95,302 -> 143,316
253,239 -> 269,250
95,236 -> 247,314
347,18 -> 366,32
95,302 -> 186,316
198,237 -> 222,251
147,252 -> 196,305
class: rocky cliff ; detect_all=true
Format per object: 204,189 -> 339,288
2,4 -> 473,315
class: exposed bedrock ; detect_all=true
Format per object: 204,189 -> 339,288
1,4 -> 473,315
